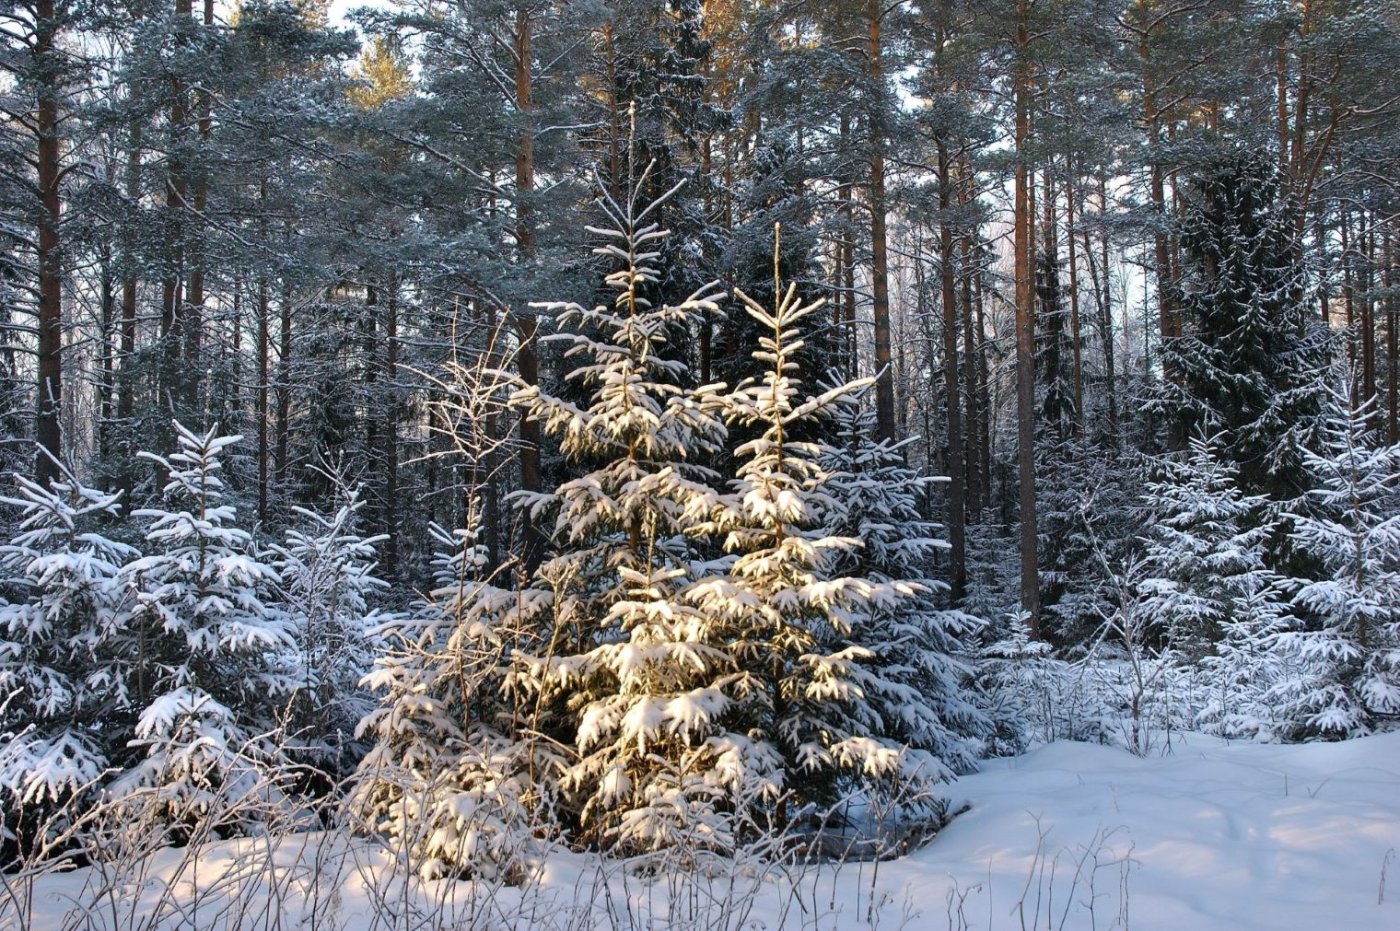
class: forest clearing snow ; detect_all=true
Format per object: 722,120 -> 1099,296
14,731 -> 1400,930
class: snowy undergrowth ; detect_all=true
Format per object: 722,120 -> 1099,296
6,731 -> 1398,930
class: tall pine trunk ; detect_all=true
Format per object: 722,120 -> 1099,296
938,142 -> 966,600
34,0 -> 63,483
514,7 -> 545,573
867,3 -> 896,441
1013,7 -> 1040,636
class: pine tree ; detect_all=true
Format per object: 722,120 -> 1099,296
1272,389 -> 1400,739
113,422 -> 294,830
0,464 -> 137,839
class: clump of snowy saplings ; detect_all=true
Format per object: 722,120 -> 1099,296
0,426 -> 386,855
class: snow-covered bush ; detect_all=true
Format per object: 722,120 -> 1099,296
972,615 -> 1110,753
1272,389 -> 1400,739
0,464 -> 137,845
112,422 -> 295,835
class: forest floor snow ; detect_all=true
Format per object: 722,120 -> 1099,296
11,731 -> 1400,930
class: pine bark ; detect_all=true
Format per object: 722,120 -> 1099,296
1013,7 -> 1040,636
34,0 -> 63,483
938,142 -> 966,600
867,3 -> 896,441
514,7 -> 546,573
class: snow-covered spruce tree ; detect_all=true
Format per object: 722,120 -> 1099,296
274,485 -> 387,777
685,252 -> 953,830
1271,388 -> 1400,739
818,401 -> 988,775
1138,430 -> 1292,738
113,423 -> 295,833
508,166 -> 739,855
0,465 -> 137,844
352,510 -> 547,880
1154,152 -> 1329,503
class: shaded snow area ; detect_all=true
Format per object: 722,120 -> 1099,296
9,732 -> 1399,931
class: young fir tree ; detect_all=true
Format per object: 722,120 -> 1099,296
818,402 -> 989,776
274,486 -> 388,776
113,423 -> 294,830
0,465 -> 137,839
508,166 -> 737,854
1272,388 -> 1400,739
353,510 -> 545,880
684,244 -> 952,827
1138,431 -> 1292,737
1141,431 -> 1286,655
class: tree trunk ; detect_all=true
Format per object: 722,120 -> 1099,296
960,220 -> 982,514
34,0 -> 63,483
841,118 -> 858,381
514,7 -> 546,574
1385,222 -> 1397,444
1013,7 -> 1040,636
98,257 -> 115,462
1066,168 -> 1085,437
1139,34 -> 1178,416
867,3 -> 896,441
276,274 -> 292,488
160,0 -> 194,415
182,0 -> 214,399
1342,209 -> 1356,395
118,120 -> 140,436
257,272 -> 269,524
974,256 -> 992,513
1362,215 -> 1376,409
938,143 -> 966,600
384,273 -> 401,577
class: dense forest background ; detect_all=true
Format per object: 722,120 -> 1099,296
3,0 -> 1400,873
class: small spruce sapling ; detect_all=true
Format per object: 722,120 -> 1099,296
686,230 -> 951,831
819,401 -> 989,776
1138,431 -> 1291,737
274,484 -> 388,776
508,164 -> 736,854
1273,389 -> 1400,739
113,423 -> 293,832
354,507 -> 547,880
0,463 -> 137,840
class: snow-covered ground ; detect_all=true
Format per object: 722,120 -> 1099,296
11,732 -> 1399,930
